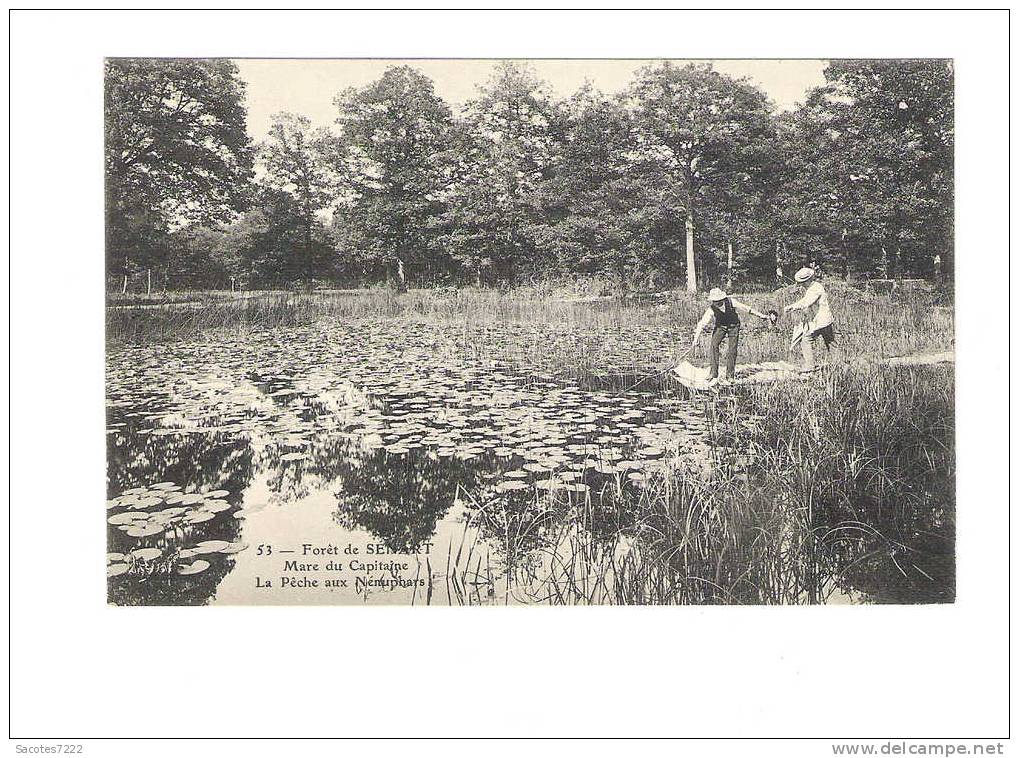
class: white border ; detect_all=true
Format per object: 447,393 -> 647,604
6,8 -> 1011,751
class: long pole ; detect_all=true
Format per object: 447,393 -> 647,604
623,346 -> 693,393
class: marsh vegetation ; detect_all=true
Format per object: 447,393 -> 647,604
105,56 -> 954,605
106,283 -> 954,605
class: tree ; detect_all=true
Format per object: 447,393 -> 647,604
105,58 -> 253,287
527,85 -> 683,288
825,59 -> 953,278
259,112 -> 336,282
438,61 -> 559,283
331,65 -> 458,289
775,60 -> 954,280
627,63 -> 775,291
233,187 -> 337,288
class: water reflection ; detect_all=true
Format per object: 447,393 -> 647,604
333,446 -> 480,553
106,397 -> 255,604
106,317 -> 951,605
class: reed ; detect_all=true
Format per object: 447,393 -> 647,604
447,362 -> 955,605
107,281 -> 953,367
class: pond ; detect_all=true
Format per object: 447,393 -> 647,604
106,314 -> 949,605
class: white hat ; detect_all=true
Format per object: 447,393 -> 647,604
794,267 -> 815,283
708,287 -> 727,302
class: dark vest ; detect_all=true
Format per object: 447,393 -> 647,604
710,298 -> 740,327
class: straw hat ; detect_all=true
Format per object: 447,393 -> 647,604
708,287 -> 727,302
794,267 -> 815,283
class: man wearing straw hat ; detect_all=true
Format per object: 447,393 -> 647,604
784,266 -> 835,371
690,287 -> 770,383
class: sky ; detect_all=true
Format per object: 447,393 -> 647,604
234,58 -> 828,144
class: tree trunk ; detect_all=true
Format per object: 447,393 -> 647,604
395,258 -> 408,294
727,240 -> 734,282
685,214 -> 696,292
146,268 -> 152,296
305,219 -> 314,284
842,229 -> 853,282
121,274 -> 128,295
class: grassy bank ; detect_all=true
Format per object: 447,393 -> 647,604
107,281 -> 953,364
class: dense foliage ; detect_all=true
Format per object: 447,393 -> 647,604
105,58 -> 253,286
105,59 -> 954,292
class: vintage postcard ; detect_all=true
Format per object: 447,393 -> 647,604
105,58 -> 955,606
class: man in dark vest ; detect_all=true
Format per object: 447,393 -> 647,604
690,287 -> 770,383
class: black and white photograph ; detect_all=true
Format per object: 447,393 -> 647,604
105,56 -> 956,607
9,8 -> 1010,749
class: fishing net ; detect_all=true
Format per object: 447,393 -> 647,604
671,359 -> 810,390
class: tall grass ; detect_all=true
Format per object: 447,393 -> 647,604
445,363 -> 955,605
107,282 -> 954,369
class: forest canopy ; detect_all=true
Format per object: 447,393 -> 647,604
104,58 -> 954,292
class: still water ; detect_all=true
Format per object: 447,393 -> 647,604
106,316 -> 949,605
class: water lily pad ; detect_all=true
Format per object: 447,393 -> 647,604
178,560 -> 210,576
203,499 -> 232,513
219,542 -> 248,554
126,524 -> 165,538
280,452 -> 308,462
107,552 -> 126,563
186,511 -> 215,524
108,512 -> 145,525
206,489 -> 229,498
193,540 -> 230,553
130,547 -> 162,562
535,479 -> 566,491
107,563 -> 130,577
496,481 -> 529,492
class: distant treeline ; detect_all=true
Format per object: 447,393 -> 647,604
105,58 -> 953,292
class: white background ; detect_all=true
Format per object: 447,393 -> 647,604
5,8 -> 1011,754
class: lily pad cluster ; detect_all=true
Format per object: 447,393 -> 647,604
106,321 -> 711,461
106,481 -> 246,579
107,483 -> 233,534
106,318 -> 722,602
